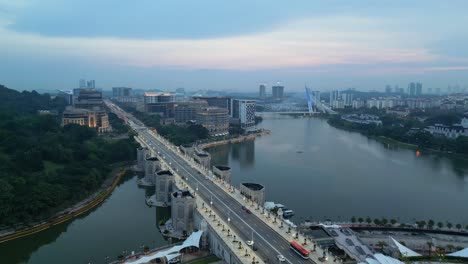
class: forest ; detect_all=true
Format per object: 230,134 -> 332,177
0,85 -> 137,227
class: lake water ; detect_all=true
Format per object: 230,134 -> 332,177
0,176 -> 168,264
207,115 -> 468,224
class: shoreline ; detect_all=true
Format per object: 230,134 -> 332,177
0,167 -> 128,244
198,129 -> 271,150
327,118 -> 468,161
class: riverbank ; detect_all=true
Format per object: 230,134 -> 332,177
198,129 -> 270,150
327,117 -> 468,160
0,167 -> 129,244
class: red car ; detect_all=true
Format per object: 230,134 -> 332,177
246,209 -> 251,214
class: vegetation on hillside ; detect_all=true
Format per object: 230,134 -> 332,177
0,85 -> 137,227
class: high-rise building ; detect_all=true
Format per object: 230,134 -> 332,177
196,107 -> 229,136
112,87 -> 133,97
409,82 -> 416,96
272,85 -> 284,100
86,80 -> 95,89
385,85 -> 392,93
416,82 -> 422,96
79,79 -> 86,88
330,90 -> 340,104
232,99 -> 256,132
342,92 -> 353,107
259,84 -> 266,99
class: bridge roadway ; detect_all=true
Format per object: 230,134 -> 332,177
105,101 -> 314,264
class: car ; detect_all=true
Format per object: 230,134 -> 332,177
246,209 -> 251,214
252,245 -> 258,251
246,240 -> 254,246
241,205 -> 246,210
277,255 -> 286,262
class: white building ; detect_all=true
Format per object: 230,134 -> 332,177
232,99 -> 256,132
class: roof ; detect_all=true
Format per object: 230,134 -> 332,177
447,247 -> 468,257
144,92 -> 174,96
390,237 -> 421,257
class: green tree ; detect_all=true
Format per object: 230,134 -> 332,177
351,217 -> 356,223
373,218 -> 381,226
437,222 -> 444,229
447,222 -> 453,229
366,217 -> 372,225
428,219 -> 435,229
456,223 -> 462,230
358,217 -> 364,225
390,219 -> 397,226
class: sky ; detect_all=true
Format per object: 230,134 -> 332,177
1,0 -> 468,92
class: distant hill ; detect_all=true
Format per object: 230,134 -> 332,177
0,84 -> 67,114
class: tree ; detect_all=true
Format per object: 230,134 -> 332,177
358,217 -> 364,225
456,223 -> 462,230
373,218 -> 381,226
447,244 -> 455,252
381,218 -> 388,226
466,224 -> 468,230
390,219 -> 397,226
427,241 -> 433,255
416,220 -> 426,229
437,222 -> 444,229
428,219 -> 435,229
366,217 -> 372,225
377,241 -> 387,251
351,217 -> 356,223
447,222 -> 453,229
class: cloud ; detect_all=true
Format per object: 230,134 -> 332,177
0,16 -> 438,71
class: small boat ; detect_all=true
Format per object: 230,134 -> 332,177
283,209 -> 295,218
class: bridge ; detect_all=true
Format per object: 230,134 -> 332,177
105,100 -> 339,264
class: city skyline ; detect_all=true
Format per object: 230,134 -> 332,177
1,1 -> 468,91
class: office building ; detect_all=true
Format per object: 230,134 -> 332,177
57,90 -> 73,105
193,96 -> 232,115
155,170 -> 175,206
259,84 -> 266,99
416,82 -> 423,96
174,100 -> 208,124
342,92 -> 353,107
272,85 -> 284,100
196,107 -> 229,136
385,85 -> 392,93
231,99 -> 256,132
408,82 -> 416,96
112,87 -> 133,97
171,190 -> 195,234
143,92 -> 175,116
330,90 -> 340,104
87,80 -> 95,89
62,106 -> 110,133
79,79 -> 86,88
73,88 -> 103,110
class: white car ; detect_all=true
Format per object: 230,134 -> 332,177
246,240 -> 254,246
277,255 -> 286,262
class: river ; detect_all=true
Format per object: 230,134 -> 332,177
0,176 -> 169,264
207,115 -> 468,224
2,115 -> 467,263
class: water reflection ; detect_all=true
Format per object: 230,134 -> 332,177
206,116 -> 468,223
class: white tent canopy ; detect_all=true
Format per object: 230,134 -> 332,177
390,237 -> 421,257
125,230 -> 203,264
447,247 -> 468,257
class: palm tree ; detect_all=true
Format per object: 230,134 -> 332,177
381,218 -> 388,226
377,241 -> 387,251
427,241 -> 433,256
447,222 -> 453,229
437,222 -> 444,229
428,219 -> 435,229
447,244 -> 455,253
